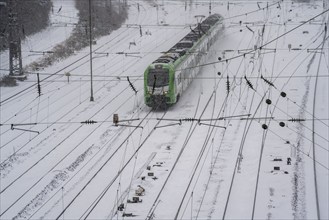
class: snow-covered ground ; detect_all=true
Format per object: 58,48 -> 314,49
0,0 -> 328,219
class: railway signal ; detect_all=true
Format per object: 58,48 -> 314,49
112,114 -> 142,128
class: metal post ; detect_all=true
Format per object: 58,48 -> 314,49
8,0 -> 23,76
89,0 -> 94,101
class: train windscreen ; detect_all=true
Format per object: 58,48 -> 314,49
147,68 -> 169,87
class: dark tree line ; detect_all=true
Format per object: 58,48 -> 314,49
1,0 -> 128,86
0,0 -> 52,51
75,0 -> 128,38
44,0 -> 128,61
27,0 -> 128,71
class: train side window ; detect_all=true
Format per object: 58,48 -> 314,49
176,73 -> 181,84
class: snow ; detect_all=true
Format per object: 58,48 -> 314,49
1,0 -> 328,220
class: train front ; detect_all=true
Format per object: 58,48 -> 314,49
144,63 -> 175,109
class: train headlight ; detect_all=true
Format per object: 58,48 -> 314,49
163,91 -> 168,95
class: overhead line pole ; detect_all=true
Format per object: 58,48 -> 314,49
8,0 -> 23,77
89,0 -> 94,101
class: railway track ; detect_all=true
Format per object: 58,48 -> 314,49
311,16 -> 328,220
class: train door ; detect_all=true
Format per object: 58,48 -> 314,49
176,70 -> 183,97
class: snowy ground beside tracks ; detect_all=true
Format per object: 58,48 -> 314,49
0,0 -> 328,220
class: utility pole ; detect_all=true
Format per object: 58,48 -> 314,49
88,0 -> 94,101
8,0 -> 23,77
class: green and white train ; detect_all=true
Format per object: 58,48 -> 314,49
144,14 -> 224,108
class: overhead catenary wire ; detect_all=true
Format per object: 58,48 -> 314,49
1,9 -> 189,121
146,94 -> 203,220
178,25 -> 269,217
252,15 -> 283,216
194,79 -> 251,218
257,120 -> 329,171
0,20 -> 141,106
0,0 -> 281,107
4,18 -> 326,144
0,76 -> 145,217
175,89 -> 228,219
12,20 -> 160,211
222,14 -> 272,216
242,79 -> 329,153
220,27 -> 327,151
5,72 -> 329,80
2,116 -> 329,128
4,43 -> 328,58
1,1 -> 327,219
0,12 -> 199,162
76,104 -> 168,220
0,62 -> 144,149
192,13 -> 328,217
150,29 -> 252,218
248,16 -> 329,219
27,105 -> 146,220
0,24 -> 155,150
177,8 -> 329,71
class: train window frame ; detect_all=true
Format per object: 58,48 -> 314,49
177,72 -> 182,84
147,68 -> 170,87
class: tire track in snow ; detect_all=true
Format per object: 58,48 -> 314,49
291,44 -> 318,220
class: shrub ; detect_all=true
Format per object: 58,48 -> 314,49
0,75 -> 17,87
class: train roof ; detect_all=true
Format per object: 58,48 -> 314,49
152,14 -> 223,65
152,52 -> 180,64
